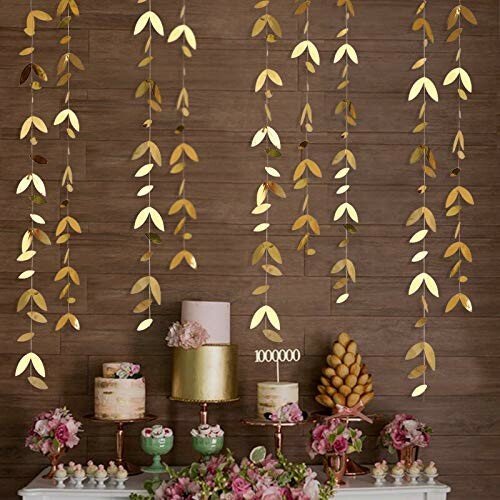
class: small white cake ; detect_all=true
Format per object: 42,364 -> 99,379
94,362 -> 146,420
181,301 -> 230,344
257,381 -> 299,418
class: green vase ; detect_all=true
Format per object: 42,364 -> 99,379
192,435 -> 224,461
141,434 -> 174,474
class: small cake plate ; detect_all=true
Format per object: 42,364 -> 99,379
84,414 -> 157,475
241,417 -> 309,455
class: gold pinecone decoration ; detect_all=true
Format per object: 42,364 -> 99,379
315,332 -> 374,410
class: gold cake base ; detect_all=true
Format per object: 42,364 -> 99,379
171,344 -> 238,402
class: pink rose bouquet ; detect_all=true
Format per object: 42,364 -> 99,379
267,402 -> 306,423
309,418 -> 364,459
166,321 -> 209,349
380,413 -> 432,453
131,449 -> 335,500
25,407 -> 82,456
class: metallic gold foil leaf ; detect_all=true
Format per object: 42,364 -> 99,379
252,285 -> 270,295
27,311 -> 47,323
17,332 -> 35,342
18,270 -> 35,280
28,376 -> 48,390
262,264 -> 282,277
336,293 -> 349,304
137,318 -> 153,331
134,299 -> 153,313
411,384 -> 427,397
263,329 -> 283,342
408,364 -> 426,379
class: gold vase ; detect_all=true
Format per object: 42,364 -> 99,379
42,448 -> 64,480
323,454 -> 347,485
397,445 -> 418,467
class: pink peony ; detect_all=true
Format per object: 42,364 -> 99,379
55,424 -> 69,444
232,477 -> 251,495
166,321 -> 209,349
332,436 -> 348,455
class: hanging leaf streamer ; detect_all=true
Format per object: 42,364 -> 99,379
130,0 -> 165,331
405,0 -> 440,397
331,0 -> 359,304
249,0 -> 286,343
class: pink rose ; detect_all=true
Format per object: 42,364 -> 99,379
55,424 -> 69,444
332,435 -> 348,455
232,477 -> 251,495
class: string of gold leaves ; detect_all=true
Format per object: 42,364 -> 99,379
249,0 -> 286,344
442,1 -> 477,314
130,0 -> 165,332
405,0 -> 439,398
53,0 -> 84,333
166,0 -> 198,271
331,0 -> 359,305
290,0 -> 322,255
14,2 -> 53,390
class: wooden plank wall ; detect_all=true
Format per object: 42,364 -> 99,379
0,0 -> 498,498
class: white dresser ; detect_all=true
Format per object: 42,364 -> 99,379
19,468 -> 450,500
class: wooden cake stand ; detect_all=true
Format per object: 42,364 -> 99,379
84,414 -> 157,475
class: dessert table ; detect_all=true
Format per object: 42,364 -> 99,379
18,467 -> 451,500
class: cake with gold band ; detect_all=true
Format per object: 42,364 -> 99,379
170,301 -> 238,402
257,381 -> 299,419
94,362 -> 146,420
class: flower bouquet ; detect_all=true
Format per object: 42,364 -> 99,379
130,448 -> 335,500
25,407 -> 83,479
265,402 -> 307,423
380,413 -> 431,465
114,362 -> 142,379
166,321 -> 208,349
309,417 -> 364,483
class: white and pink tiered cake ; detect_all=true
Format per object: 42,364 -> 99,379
94,362 -> 146,420
181,300 -> 231,343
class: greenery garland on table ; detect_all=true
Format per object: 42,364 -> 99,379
405,0 -> 440,398
53,0 -> 84,333
290,0 -> 322,256
249,1 -> 287,344
330,0 -> 359,305
129,0 -> 165,332
442,1 -> 477,314
14,1 -> 53,390
167,0 -> 199,271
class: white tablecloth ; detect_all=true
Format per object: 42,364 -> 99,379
18,468 -> 451,500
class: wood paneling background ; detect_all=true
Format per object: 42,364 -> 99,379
0,0 -> 498,498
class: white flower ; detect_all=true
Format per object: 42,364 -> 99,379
303,476 -> 320,500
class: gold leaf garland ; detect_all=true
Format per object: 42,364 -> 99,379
249,0 -> 286,344
290,0 -> 322,255
14,1 -> 53,390
130,0 -> 165,332
331,0 -> 359,304
405,0 -> 440,398
442,1 -> 477,314
53,0 -> 84,333
167,0 -> 198,271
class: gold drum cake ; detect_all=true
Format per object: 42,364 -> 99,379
257,381 -> 299,419
94,362 -> 146,420
170,301 -> 238,402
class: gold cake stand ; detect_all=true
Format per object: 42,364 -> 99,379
312,410 -> 378,476
241,417 -> 309,455
84,414 -> 157,475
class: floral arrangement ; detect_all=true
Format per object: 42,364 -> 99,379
309,418 -> 364,458
25,407 -> 82,455
166,320 -> 209,349
115,362 -> 142,379
380,413 -> 432,453
131,449 -> 335,500
266,402 -> 306,424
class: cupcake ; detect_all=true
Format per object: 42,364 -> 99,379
73,464 -> 86,479
116,465 -> 128,480
409,461 -> 421,476
65,461 -> 76,475
86,460 -> 98,477
391,461 -> 405,477
107,460 -> 118,477
95,464 -> 107,479
379,459 -> 389,473
54,464 -> 67,479
424,461 -> 438,476
372,462 -> 386,478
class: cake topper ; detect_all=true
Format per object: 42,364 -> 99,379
254,348 -> 301,382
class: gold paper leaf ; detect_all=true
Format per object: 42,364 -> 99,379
28,376 -> 48,390
263,329 -> 283,343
